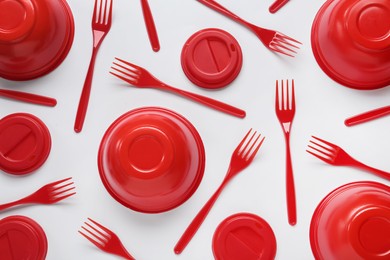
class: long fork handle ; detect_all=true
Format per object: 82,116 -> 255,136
345,105 -> 390,126
141,0 -> 160,52
0,195 -> 34,211
285,133 -> 297,226
160,83 -> 245,118
174,181 -> 226,254
197,0 -> 250,26
353,160 -> 390,181
74,47 -> 99,133
0,89 -> 57,107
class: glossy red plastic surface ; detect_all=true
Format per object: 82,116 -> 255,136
213,213 -> 277,260
311,0 -> 390,89
181,28 -> 243,89
0,215 -> 48,260
0,113 -> 51,175
0,0 -> 75,81
98,107 -> 205,213
310,181 -> 390,260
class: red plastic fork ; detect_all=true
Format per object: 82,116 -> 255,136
79,218 -> 135,260
0,89 -> 57,107
197,0 -> 301,57
307,136 -> 390,181
110,57 -> 246,118
74,0 -> 113,133
174,129 -> 264,254
0,177 -> 76,211
275,79 -> 297,226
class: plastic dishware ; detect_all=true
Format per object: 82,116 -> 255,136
110,57 -> 246,118
310,181 -> 390,260
197,0 -> 301,57
275,80 -> 297,226
79,218 -> 135,260
140,0 -> 160,52
311,0 -> 390,89
0,177 -> 75,212
307,136 -> 390,181
174,129 -> 264,254
345,105 -> 390,126
213,213 -> 277,260
74,0 -> 113,133
98,107 -> 205,213
0,89 -> 57,107
0,0 -> 74,81
181,28 -> 243,89
0,113 -> 51,175
0,215 -> 48,260
269,0 -> 290,13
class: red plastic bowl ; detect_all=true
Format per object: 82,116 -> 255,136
98,107 -> 205,213
311,0 -> 390,89
310,181 -> 390,260
0,0 -> 74,81
0,215 -> 48,260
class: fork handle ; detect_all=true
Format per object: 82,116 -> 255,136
74,47 -> 99,133
0,195 -> 34,211
354,161 -> 390,181
285,133 -> 297,226
160,84 -> 246,118
174,181 -> 227,254
345,105 -> 390,126
141,0 -> 160,52
0,89 -> 57,107
197,0 -> 249,26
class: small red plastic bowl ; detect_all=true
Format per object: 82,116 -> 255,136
310,181 -> 390,260
311,0 -> 390,89
0,0 -> 74,81
98,107 -> 205,213
0,215 -> 48,260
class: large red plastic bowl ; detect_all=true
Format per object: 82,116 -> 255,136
0,0 -> 74,80
311,0 -> 390,89
98,107 -> 205,213
310,181 -> 390,260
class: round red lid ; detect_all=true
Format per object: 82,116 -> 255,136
310,181 -> 390,260
0,113 -> 51,175
0,215 -> 48,260
98,107 -> 205,213
213,213 -> 277,260
181,28 -> 243,89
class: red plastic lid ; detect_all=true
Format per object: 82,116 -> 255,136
181,28 -> 243,89
310,181 -> 390,260
213,213 -> 277,260
0,215 -> 48,260
311,0 -> 390,89
98,107 -> 205,213
0,113 -> 51,175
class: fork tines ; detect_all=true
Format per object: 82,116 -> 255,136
49,177 -> 76,202
110,57 -> 141,85
236,129 -> 265,162
79,218 -> 110,247
306,136 -> 336,163
270,33 -> 302,57
275,79 -> 295,112
93,0 -> 113,25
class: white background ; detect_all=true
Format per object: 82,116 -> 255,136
1,0 -> 390,259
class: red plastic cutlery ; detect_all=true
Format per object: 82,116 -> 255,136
345,105 -> 390,126
0,89 -> 56,107
140,0 -> 160,52
269,0 -> 290,13
79,218 -> 135,260
74,0 -> 113,133
110,57 -> 246,118
0,177 -> 76,211
174,129 -> 264,254
275,79 -> 297,226
307,136 -> 390,181
197,0 -> 301,57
